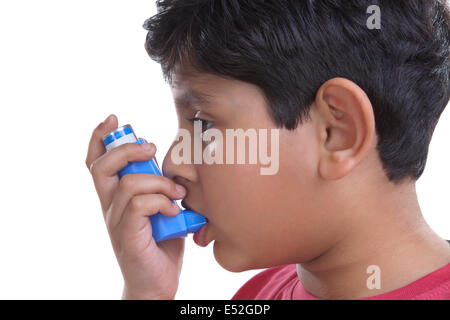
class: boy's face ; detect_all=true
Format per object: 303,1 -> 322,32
162,65 -> 341,272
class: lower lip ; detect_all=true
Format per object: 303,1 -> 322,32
193,223 -> 209,247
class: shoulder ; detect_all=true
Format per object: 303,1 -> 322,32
231,264 -> 299,300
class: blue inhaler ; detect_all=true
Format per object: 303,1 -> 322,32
102,124 -> 207,242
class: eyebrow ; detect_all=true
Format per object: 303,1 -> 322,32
174,89 -> 215,108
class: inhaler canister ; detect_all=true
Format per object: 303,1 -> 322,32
102,124 -> 207,242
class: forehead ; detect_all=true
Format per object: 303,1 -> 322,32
171,65 -> 221,94
171,76 -> 215,107
170,63 -> 270,114
170,65 -> 229,107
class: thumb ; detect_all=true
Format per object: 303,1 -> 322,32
85,114 -> 119,171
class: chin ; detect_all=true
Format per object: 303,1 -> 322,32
212,240 -> 255,273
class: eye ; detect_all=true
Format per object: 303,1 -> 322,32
187,116 -> 214,134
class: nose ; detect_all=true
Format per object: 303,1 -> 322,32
162,137 -> 198,184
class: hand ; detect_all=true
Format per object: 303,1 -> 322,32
85,114 -> 186,299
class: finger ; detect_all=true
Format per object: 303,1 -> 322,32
89,142 -> 158,211
89,141 -> 156,178
106,173 -> 186,227
85,114 -> 118,171
139,137 -> 161,171
112,193 -> 181,235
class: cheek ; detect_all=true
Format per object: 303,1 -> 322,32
197,163 -> 311,270
197,125 -> 329,270
199,164 -> 261,231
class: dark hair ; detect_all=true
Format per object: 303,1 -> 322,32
143,0 -> 450,183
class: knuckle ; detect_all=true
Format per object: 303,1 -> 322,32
155,193 -> 168,205
151,195 -> 169,213
89,159 -> 100,176
149,176 -> 170,195
129,196 -> 143,212
125,141 -> 142,153
119,174 -> 136,192
157,175 -> 173,190
160,195 -> 174,210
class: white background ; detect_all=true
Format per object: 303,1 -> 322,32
0,1 -> 448,299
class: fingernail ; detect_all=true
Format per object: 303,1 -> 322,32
172,203 -> 181,212
175,184 -> 186,196
141,143 -> 152,150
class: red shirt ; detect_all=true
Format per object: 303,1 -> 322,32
232,263 -> 450,300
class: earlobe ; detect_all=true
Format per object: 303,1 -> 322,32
315,78 -> 375,181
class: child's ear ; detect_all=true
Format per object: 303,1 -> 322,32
314,78 -> 376,180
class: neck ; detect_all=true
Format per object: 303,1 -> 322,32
296,182 -> 450,300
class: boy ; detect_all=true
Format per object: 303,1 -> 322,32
85,0 -> 450,299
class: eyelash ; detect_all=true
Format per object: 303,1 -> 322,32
187,116 -> 214,133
